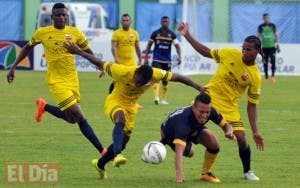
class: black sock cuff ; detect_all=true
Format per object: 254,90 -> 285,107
207,148 -> 220,154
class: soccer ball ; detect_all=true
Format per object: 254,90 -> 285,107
142,141 -> 167,164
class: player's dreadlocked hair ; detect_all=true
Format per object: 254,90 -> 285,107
52,3 -> 67,13
244,35 -> 263,56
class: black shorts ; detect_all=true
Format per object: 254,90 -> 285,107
160,138 -> 192,156
262,47 -> 276,56
152,61 -> 171,71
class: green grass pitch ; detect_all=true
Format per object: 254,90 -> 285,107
0,71 -> 299,187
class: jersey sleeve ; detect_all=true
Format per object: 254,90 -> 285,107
111,30 -> 118,42
209,107 -> 227,127
210,48 -> 235,64
76,29 -> 90,50
172,118 -> 188,147
152,68 -> 173,82
150,31 -> 156,41
135,30 -> 140,42
247,73 -> 261,104
210,49 -> 223,64
28,28 -> 43,46
103,62 -> 130,81
258,24 -> 263,34
271,23 -> 277,32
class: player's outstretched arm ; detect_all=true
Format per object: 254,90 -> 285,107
7,43 -> 34,84
170,73 -> 206,93
177,22 -> 212,58
64,42 -> 105,69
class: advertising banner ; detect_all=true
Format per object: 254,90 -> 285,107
0,41 -> 33,70
33,41 -> 300,76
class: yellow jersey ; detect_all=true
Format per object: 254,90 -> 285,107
112,28 -> 139,65
207,48 -> 261,106
29,25 -> 90,84
103,62 -> 172,105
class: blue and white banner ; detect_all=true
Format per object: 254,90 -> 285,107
33,41 -> 300,76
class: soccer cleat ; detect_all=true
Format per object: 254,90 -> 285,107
92,159 -> 107,179
160,100 -> 168,105
264,78 -> 269,83
200,172 -> 221,183
271,77 -> 276,83
154,97 -> 159,105
100,148 -> 107,156
35,98 -> 47,122
244,170 -> 260,181
136,103 -> 143,109
112,154 -> 127,167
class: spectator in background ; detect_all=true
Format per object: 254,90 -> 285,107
144,16 -> 181,105
258,13 -> 280,83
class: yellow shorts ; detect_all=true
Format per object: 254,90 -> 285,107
48,81 -> 80,111
104,95 -> 138,135
211,96 -> 245,131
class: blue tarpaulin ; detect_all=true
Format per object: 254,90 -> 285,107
0,0 -> 22,40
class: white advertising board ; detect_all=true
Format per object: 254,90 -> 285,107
33,42 -> 300,76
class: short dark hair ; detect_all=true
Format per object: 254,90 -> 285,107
263,13 -> 269,17
194,92 -> 211,105
52,3 -> 66,13
135,65 -> 153,85
161,16 -> 169,21
122,13 -> 131,19
244,35 -> 262,55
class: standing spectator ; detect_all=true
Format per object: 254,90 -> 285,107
258,13 -> 280,83
144,16 -> 181,105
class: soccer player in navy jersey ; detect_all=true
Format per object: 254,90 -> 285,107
161,92 -> 236,183
144,16 -> 181,105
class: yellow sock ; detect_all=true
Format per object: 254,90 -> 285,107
202,150 -> 218,173
162,84 -> 168,100
153,83 -> 160,98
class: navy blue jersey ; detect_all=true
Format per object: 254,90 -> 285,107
161,106 -> 224,145
150,28 -> 177,63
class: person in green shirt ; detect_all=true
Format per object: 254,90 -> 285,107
258,13 -> 280,83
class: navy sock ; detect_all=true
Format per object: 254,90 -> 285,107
98,145 -> 114,169
239,145 -> 251,173
112,122 -> 125,156
78,119 -> 104,153
44,104 -> 67,121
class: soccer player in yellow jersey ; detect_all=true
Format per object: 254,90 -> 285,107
111,13 -> 142,66
178,22 -> 264,181
7,3 -> 105,156
110,13 -> 142,108
64,41 -> 206,179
